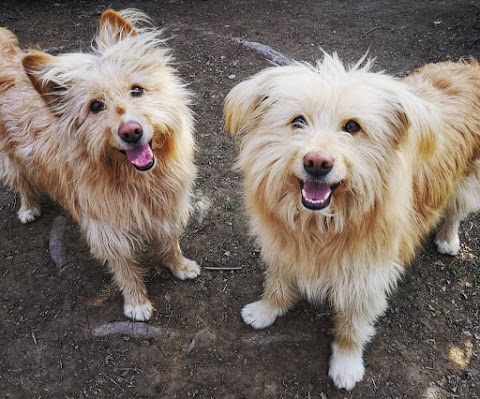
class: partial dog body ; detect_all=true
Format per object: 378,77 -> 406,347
0,10 -> 199,321
224,55 -> 480,389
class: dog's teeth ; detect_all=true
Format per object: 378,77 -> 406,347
302,188 -> 331,204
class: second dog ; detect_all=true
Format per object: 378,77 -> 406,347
225,53 -> 480,389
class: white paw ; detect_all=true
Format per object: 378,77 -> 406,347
18,207 -> 41,224
435,235 -> 460,256
171,258 -> 200,280
329,345 -> 365,391
241,300 -> 281,329
124,301 -> 153,321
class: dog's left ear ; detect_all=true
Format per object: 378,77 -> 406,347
23,52 -> 66,107
97,9 -> 137,47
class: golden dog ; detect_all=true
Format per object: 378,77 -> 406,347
224,53 -> 480,389
0,9 -> 199,321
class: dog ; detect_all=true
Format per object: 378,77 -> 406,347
224,53 -> 480,390
0,9 -> 200,321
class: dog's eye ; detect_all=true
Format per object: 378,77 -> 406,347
131,86 -> 144,97
343,120 -> 361,134
291,115 -> 307,129
90,100 -> 106,113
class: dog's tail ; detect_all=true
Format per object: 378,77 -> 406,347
0,27 -> 21,57
0,27 -> 19,46
0,28 -> 22,94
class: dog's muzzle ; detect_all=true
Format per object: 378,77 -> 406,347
118,121 -> 155,171
299,151 -> 338,210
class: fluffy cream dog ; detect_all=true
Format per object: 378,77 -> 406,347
224,53 -> 480,389
0,9 -> 199,321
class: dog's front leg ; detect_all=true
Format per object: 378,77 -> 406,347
328,266 -> 397,390
108,255 -> 152,321
85,223 -> 152,321
161,237 -> 200,280
242,266 -> 298,329
16,184 -> 41,224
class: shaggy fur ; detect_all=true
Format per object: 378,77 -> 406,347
224,53 -> 480,390
0,9 -> 199,321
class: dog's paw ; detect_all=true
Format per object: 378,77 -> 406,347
435,236 -> 460,256
170,257 -> 200,280
124,301 -> 153,321
17,207 -> 41,224
329,346 -> 365,391
241,300 -> 280,329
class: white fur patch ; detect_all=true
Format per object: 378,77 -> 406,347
435,236 -> 460,256
241,300 -> 281,329
17,207 -> 41,224
170,258 -> 201,280
124,301 -> 153,321
328,346 -> 365,391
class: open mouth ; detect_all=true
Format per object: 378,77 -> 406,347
299,179 -> 339,210
119,140 -> 155,171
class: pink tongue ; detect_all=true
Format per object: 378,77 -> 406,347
125,144 -> 153,168
303,180 -> 331,200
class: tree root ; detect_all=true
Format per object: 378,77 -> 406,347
91,321 -> 178,339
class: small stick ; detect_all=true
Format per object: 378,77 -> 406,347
233,37 -> 294,66
0,270 -> 8,281
31,331 -> 38,345
49,215 -> 70,269
204,266 -> 243,271
106,375 -> 124,392
355,26 -> 385,44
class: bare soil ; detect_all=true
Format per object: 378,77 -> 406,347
0,1 -> 479,398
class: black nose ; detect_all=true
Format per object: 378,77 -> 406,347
303,151 -> 334,177
118,121 -> 143,144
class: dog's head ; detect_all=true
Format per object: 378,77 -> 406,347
22,9 -> 193,172
225,53 -> 440,229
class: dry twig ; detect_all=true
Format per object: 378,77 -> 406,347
49,215 -> 70,269
233,37 -> 294,66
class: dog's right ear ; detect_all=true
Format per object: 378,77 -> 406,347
97,9 -> 138,48
22,52 -> 66,107
224,69 -> 278,136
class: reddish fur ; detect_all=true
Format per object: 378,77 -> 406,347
0,10 -> 199,321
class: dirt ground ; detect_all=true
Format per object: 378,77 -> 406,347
0,1 -> 479,398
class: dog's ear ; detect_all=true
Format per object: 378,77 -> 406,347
22,52 -> 66,107
224,68 -> 279,136
224,86 -> 266,136
97,9 -> 137,47
395,89 -> 440,160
